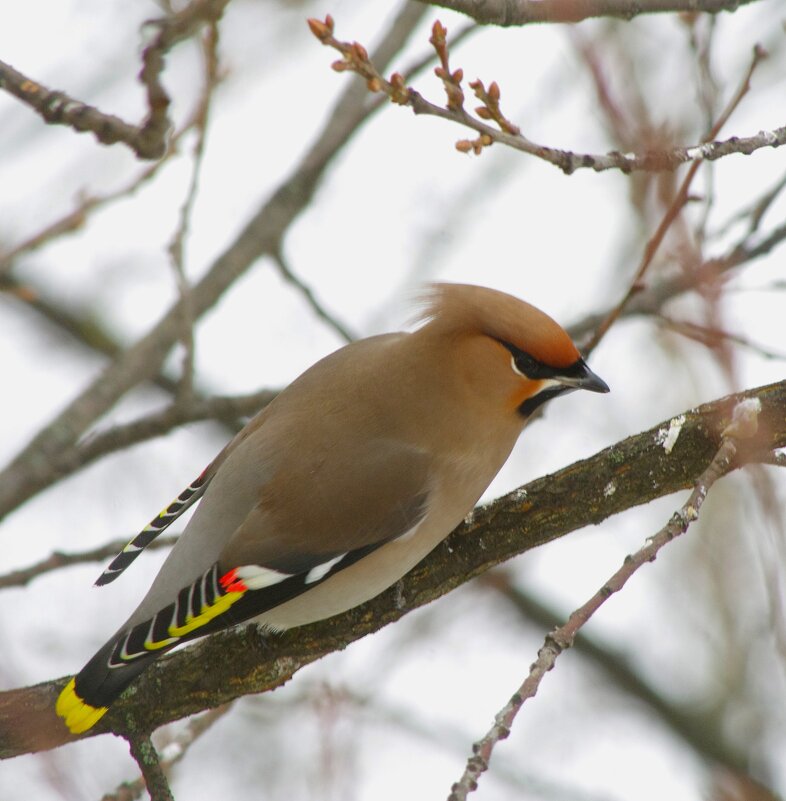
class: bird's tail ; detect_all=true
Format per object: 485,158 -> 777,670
56,562 -> 250,733
56,638 -> 158,734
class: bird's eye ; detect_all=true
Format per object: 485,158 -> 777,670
512,352 -> 539,378
499,339 -> 554,379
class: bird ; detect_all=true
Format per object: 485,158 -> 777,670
56,282 -> 608,734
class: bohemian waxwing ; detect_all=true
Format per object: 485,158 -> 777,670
56,283 -> 608,733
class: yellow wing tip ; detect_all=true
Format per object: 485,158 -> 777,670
56,677 -> 109,734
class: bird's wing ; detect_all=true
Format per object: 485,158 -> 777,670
67,437 -> 431,718
222,436 -> 431,572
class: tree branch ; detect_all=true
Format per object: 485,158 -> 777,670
0,0 -> 230,159
311,17 -> 783,175
127,735 -> 174,801
418,0 -> 763,26
583,43 -> 767,353
272,251 -> 357,343
2,380 -> 784,759
102,706 -> 230,801
481,570 -> 765,779
0,536 -> 177,590
0,1 -> 428,525
448,398 -> 759,800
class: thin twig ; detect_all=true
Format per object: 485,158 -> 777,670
1,149 -> 169,277
0,0 -> 230,159
569,29 -> 639,149
102,706 -> 232,801
447,398 -> 763,801
658,316 -> 786,362
310,18 -> 782,175
0,86 -> 221,278
0,536 -> 177,590
570,217 -> 786,345
582,43 -> 767,354
690,15 -> 720,245
481,569 -> 769,782
167,23 -> 221,401
273,252 -> 357,343
126,736 -> 174,801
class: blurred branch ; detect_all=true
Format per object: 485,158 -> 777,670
6,386 -> 279,509
657,316 -> 786,361
583,43 -> 767,353
571,216 -> 786,345
0,98 -> 224,395
310,17 -> 782,174
103,706 -> 231,801
167,22 -> 222,400
284,681 -> 618,801
75,388 -> 278,469
127,735 -> 173,801
273,251 -> 357,343
0,1 -> 428,525
2,380 -> 785,757
481,569 -> 768,784
0,536 -> 177,590
448,397 -> 762,801
0,132 -> 184,277
712,169 -> 786,239
0,0 -> 230,159
0,273 -> 207,401
418,0 -> 762,25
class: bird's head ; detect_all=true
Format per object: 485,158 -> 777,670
418,283 -> 609,419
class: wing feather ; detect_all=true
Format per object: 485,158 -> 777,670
219,437 -> 431,576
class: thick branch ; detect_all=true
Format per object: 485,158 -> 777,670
2,380 -> 784,758
420,0 -> 762,26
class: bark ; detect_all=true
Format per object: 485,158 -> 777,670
420,0 -> 762,26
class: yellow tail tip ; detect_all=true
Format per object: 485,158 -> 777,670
56,677 -> 109,734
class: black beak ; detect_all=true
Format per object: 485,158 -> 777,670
556,359 -> 609,394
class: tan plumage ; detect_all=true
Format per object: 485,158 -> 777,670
56,283 -> 608,733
